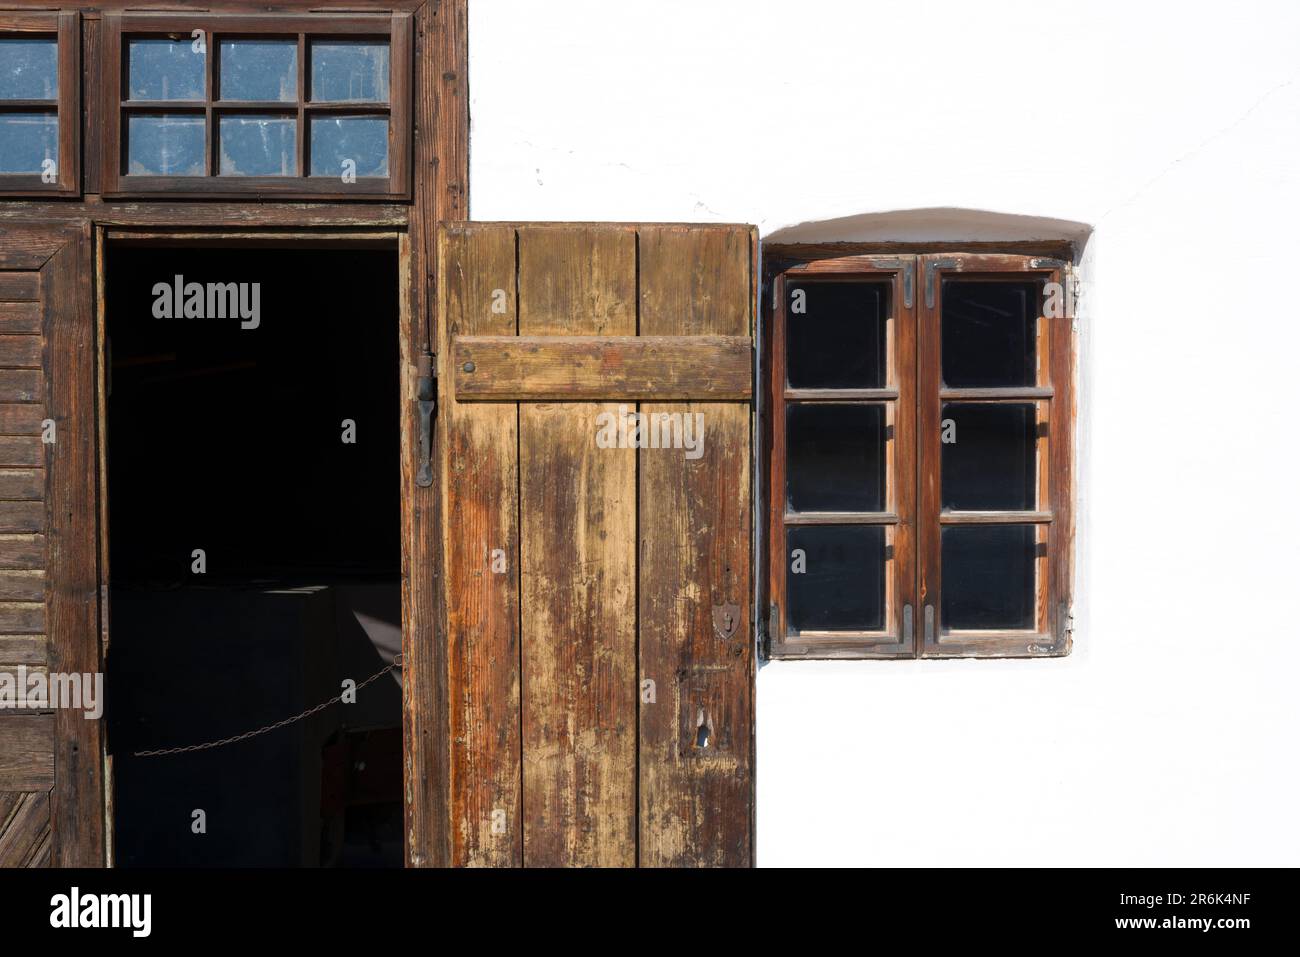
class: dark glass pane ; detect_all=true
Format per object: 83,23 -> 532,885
0,112 -> 58,173
0,38 -> 58,100
941,524 -> 1036,630
942,280 -> 1038,388
219,40 -> 297,102
128,39 -> 205,101
127,114 -> 204,176
787,525 -> 885,632
310,41 -> 390,102
786,404 -> 884,512
219,115 -> 296,176
309,115 -> 388,177
786,281 -> 887,389
941,403 -> 1037,510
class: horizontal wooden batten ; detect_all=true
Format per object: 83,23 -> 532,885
0,535 -> 45,569
938,510 -> 1053,524
784,388 -> 899,401
0,303 -> 41,335
0,571 -> 44,602
0,337 -> 42,369
784,511 -> 900,525
0,634 -> 46,665
0,438 -> 42,468
452,335 -> 753,401
0,276 -> 39,303
0,714 -> 55,790
939,387 -> 1055,400
0,602 -> 45,635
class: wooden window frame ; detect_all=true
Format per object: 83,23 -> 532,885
0,11 -> 80,197
100,12 -> 412,200
768,256 -> 917,658
767,250 -> 1076,660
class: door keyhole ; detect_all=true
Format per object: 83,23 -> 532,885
694,708 -> 711,749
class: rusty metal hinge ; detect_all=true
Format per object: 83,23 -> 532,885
415,353 -> 437,488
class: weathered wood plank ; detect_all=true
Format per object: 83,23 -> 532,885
0,371 -> 42,403
0,275 -> 39,302
0,405 -> 44,436
0,635 -> 47,665
638,225 -> 753,867
0,303 -> 41,334
0,437 -> 42,467
441,225 -> 522,867
0,602 -> 44,634
0,791 -> 52,868
518,226 -> 637,867
0,571 -> 44,602
0,469 -> 43,502
0,503 -> 44,534
0,337 -> 41,369
452,334 -> 753,401
0,535 -> 45,569
45,234 -> 106,866
0,716 -> 55,791
401,0 -> 467,869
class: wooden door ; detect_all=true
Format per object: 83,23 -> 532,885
0,223 -> 105,866
436,223 -> 755,866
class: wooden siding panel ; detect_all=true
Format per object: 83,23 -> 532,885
518,226 -> 637,867
0,715 -> 55,791
0,791 -> 52,868
637,226 -> 753,866
441,225 -> 522,867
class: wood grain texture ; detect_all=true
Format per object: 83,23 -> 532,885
441,225 -> 522,866
0,275 -> 39,302
518,226 -> 637,867
42,232 -> 106,865
401,0 -> 467,869
0,303 -> 42,334
0,791 -> 51,867
637,225 -> 753,866
0,635 -> 46,665
0,715 -> 55,791
452,335 -> 752,401
0,535 -> 44,569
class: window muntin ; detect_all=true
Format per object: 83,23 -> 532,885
0,13 -> 78,195
768,253 -> 1074,659
103,14 -> 410,198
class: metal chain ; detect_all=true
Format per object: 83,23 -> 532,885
132,653 -> 404,758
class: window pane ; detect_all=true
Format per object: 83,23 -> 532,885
128,38 -> 205,101
309,115 -> 388,177
310,41 -> 389,102
127,114 -> 204,176
941,524 -> 1036,630
219,115 -> 295,176
786,281 -> 887,389
787,525 -> 885,632
941,402 -> 1037,511
0,112 -> 58,173
786,403 -> 885,513
0,38 -> 58,100
941,280 -> 1039,388
219,40 -> 297,102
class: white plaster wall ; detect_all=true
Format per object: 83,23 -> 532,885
468,0 -> 1300,865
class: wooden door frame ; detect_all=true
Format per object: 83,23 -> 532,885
92,226 -> 407,867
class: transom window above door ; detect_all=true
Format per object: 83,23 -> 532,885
101,13 -> 411,198
0,11 -> 79,196
767,252 -> 1076,659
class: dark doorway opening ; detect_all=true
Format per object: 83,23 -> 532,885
104,241 -> 404,867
